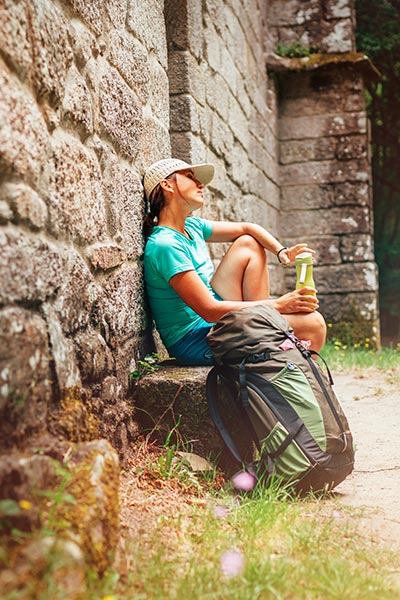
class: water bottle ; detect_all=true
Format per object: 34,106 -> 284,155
295,252 -> 316,296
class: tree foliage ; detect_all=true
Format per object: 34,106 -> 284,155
356,0 -> 400,338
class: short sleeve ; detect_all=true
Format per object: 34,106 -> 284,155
202,219 -> 213,240
185,216 -> 213,240
152,241 -> 194,282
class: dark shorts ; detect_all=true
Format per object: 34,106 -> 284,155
167,323 -> 215,366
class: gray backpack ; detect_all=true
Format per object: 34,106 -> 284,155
205,305 -> 354,493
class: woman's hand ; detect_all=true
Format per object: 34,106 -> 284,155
277,244 -> 315,265
272,287 -> 319,314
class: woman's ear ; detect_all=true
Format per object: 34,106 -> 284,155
160,178 -> 174,193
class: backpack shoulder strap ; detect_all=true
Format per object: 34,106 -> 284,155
206,366 -> 243,464
206,366 -> 261,466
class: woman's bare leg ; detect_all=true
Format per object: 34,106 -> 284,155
211,235 -> 326,352
283,311 -> 327,353
211,235 -> 269,301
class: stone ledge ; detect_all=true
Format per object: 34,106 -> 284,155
267,52 -> 381,82
132,364 -> 238,470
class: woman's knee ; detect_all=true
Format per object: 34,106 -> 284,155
286,310 -> 327,350
310,310 -> 326,331
232,234 -> 265,258
307,311 -> 327,349
316,311 -> 327,337
303,311 -> 326,337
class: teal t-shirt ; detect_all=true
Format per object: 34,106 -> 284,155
144,217 -> 216,348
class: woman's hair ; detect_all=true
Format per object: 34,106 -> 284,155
143,172 -> 176,236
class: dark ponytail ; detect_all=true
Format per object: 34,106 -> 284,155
143,173 -> 175,237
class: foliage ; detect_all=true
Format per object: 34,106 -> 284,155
276,42 -> 318,58
0,455 -> 120,598
130,353 -> 162,381
34,461 -> 76,535
3,366 -> 400,598
325,304 -> 377,348
137,422 -> 219,493
321,337 -> 400,371
0,499 -> 29,539
356,0 -> 400,339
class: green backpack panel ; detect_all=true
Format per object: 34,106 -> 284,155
206,305 -> 355,493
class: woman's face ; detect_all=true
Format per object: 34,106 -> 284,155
174,169 -> 205,209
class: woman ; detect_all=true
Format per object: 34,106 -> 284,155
143,158 -> 326,365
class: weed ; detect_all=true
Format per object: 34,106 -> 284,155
9,390 -> 25,408
34,461 -> 76,536
0,499 -> 21,521
276,42 -> 319,58
140,421 -> 219,493
0,454 -> 121,598
385,370 -> 400,385
326,304 -> 377,348
130,353 -> 163,381
0,500 -> 26,538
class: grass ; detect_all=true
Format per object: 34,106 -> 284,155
3,347 -> 400,599
113,473 -> 399,600
3,441 -> 399,600
321,338 -> 400,371
107,344 -> 400,598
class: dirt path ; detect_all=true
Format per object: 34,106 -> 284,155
332,368 -> 400,551
119,367 -> 400,557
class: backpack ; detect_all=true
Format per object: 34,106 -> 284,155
205,305 -> 355,494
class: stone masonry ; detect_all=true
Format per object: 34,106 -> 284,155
0,0 -> 379,579
268,1 -> 379,328
0,1 -> 377,472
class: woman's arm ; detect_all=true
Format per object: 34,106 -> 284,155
208,221 -> 315,265
169,269 -> 318,323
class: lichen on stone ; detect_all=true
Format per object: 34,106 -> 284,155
50,443 -> 120,575
33,441 -> 120,576
49,387 -> 99,443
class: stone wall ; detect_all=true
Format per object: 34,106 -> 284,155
275,60 -> 377,325
0,0 -> 379,579
0,0 -> 172,455
0,0 -> 378,459
269,0 -> 356,53
166,0 -> 282,291
268,0 -> 379,330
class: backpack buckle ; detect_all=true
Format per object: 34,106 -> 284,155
247,350 -> 270,363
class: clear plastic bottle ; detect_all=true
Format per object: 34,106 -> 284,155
295,252 -> 316,296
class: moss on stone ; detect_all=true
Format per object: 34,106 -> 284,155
299,52 -> 364,69
41,443 -> 120,576
49,387 -> 99,443
1,442 -> 119,596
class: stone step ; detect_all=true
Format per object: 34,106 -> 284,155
132,365 -> 246,471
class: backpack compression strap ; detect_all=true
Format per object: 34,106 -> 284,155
304,353 -> 349,451
285,330 -> 349,451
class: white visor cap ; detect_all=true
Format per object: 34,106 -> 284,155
144,158 -> 215,200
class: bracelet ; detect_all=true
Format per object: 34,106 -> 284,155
276,247 -> 288,264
